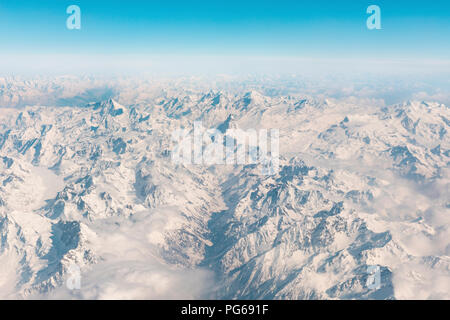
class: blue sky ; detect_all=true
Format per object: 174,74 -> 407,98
0,0 -> 449,73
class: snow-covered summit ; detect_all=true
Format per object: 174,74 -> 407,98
0,87 -> 449,299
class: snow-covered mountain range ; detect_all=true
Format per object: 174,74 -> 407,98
0,83 -> 449,299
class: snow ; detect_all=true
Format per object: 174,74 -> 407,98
0,76 -> 449,300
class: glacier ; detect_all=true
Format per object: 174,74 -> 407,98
0,79 -> 449,300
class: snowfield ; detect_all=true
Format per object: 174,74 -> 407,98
0,78 -> 449,299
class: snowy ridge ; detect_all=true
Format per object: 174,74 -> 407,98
0,89 -> 449,299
